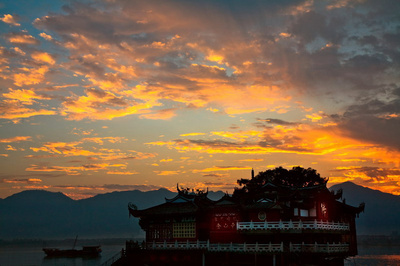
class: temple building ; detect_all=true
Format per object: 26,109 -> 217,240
122,167 -> 364,266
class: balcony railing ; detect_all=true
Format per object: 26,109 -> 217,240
146,240 -> 349,254
237,220 -> 349,231
290,242 -> 349,253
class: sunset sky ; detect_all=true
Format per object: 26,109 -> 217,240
0,0 -> 399,199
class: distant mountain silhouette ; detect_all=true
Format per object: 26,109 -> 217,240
1,183 -> 399,239
0,189 -> 224,239
1,190 -> 77,239
330,182 -> 400,235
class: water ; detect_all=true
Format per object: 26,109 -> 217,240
345,246 -> 400,266
1,242 -> 399,266
0,241 -> 125,266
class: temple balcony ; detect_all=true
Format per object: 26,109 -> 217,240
236,220 -> 349,231
145,240 -> 350,254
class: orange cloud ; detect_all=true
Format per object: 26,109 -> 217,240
306,112 -> 324,122
26,163 -> 127,175
0,14 -> 20,26
31,141 -> 97,156
30,138 -> 156,161
0,136 -> 32,143
237,158 -> 264,162
60,88 -> 157,121
13,66 -> 49,86
39,32 -> 53,41
25,165 -> 82,175
6,145 -> 17,151
31,51 -> 56,65
12,47 -> 25,55
146,122 -> 400,178
0,105 -> 56,123
326,0 -> 362,10
81,136 -> 128,145
180,133 -> 207,137
2,178 -> 42,184
106,170 -> 139,175
211,130 -> 261,142
7,32 -> 39,45
206,53 -> 225,64
193,166 -> 252,173
154,170 -> 180,175
3,88 -> 51,104
160,158 -> 173,162
1,88 -> 55,123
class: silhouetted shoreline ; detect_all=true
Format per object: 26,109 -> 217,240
0,238 -> 144,248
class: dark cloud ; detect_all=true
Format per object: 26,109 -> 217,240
335,88 -> 400,150
339,115 -> 400,150
0,173 -> 63,179
101,184 -> 163,191
344,54 -> 391,73
202,181 -> 230,186
289,11 -> 340,43
175,139 -> 240,147
202,173 -> 228,178
258,118 -> 299,126
30,0 -> 400,104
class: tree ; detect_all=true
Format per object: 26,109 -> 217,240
234,166 -> 327,197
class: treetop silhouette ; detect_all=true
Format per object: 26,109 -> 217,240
234,166 -> 327,196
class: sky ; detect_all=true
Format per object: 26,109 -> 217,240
0,0 -> 399,200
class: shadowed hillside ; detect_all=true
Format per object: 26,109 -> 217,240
0,189 -> 224,239
330,182 -> 400,235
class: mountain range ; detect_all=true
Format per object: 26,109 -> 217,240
330,182 -> 400,235
0,188 -> 224,239
0,182 -> 399,239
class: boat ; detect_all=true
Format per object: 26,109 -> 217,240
43,236 -> 102,257
43,246 -> 102,257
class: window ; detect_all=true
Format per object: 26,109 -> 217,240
293,207 -> 299,216
148,224 -> 172,240
300,209 -> 309,217
173,222 -> 196,238
309,207 -> 317,217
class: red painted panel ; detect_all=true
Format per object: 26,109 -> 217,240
211,212 -> 239,231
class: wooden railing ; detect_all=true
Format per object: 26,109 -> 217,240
146,240 -> 349,254
237,220 -> 349,231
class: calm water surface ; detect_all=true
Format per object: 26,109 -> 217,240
345,246 -> 400,266
1,243 -> 399,266
0,242 -> 124,266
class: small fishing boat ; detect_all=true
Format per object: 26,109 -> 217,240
43,236 -> 101,257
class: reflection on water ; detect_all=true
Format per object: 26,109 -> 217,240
1,242 -> 400,266
345,255 -> 400,266
345,246 -> 400,266
0,243 -> 124,266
